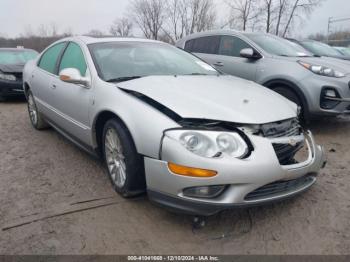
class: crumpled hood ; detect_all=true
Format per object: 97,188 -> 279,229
118,75 -> 297,125
0,64 -> 24,73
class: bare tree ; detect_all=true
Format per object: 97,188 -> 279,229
275,0 -> 288,35
282,0 -> 324,37
225,0 -> 258,31
164,0 -> 216,43
262,0 -> 274,33
86,29 -> 104,37
62,27 -> 73,37
130,0 -> 166,40
23,25 -> 35,37
36,23 -> 59,37
186,0 -> 217,34
110,18 -> 133,37
164,0 -> 188,42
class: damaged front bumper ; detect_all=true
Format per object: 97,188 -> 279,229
145,131 -> 325,216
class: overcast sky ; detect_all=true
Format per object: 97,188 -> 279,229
0,0 -> 349,38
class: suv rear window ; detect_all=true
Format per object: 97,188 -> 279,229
184,36 -> 220,54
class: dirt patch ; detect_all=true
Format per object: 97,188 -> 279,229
0,101 -> 349,255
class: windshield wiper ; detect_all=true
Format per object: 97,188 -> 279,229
186,73 -> 209,75
106,76 -> 143,83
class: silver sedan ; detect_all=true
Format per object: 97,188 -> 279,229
23,36 -> 326,216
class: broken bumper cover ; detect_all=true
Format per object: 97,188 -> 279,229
145,131 -> 325,216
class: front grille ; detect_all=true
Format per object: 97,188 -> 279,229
244,176 -> 314,201
260,119 -> 303,165
273,143 -> 303,165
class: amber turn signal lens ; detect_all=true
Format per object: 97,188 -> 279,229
60,75 -> 70,81
168,163 -> 217,178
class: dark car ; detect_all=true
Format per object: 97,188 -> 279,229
288,39 -> 350,61
0,48 -> 39,101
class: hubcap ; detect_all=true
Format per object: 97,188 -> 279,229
28,94 -> 38,125
105,128 -> 127,188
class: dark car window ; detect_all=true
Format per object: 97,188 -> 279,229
59,42 -> 87,76
0,50 -> 38,65
185,36 -> 220,54
39,42 -> 66,74
218,35 -> 251,57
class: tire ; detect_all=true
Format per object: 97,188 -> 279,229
102,118 -> 146,198
272,86 -> 307,122
27,91 -> 49,130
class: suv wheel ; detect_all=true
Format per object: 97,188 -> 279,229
102,119 -> 146,197
27,91 -> 49,130
272,86 -> 307,121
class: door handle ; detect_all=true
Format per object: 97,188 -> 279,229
213,62 -> 224,67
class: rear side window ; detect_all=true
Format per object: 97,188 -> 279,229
185,36 -> 220,54
59,42 -> 87,76
38,42 -> 66,74
219,36 -> 251,57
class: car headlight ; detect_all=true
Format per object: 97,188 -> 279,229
298,61 -> 345,78
0,71 -> 16,81
164,130 -> 249,158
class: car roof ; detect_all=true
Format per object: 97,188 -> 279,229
179,29 -> 284,41
65,36 -> 164,45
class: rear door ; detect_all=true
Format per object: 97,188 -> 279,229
32,42 -> 67,119
184,35 -> 221,68
184,35 -> 260,81
50,42 -> 92,145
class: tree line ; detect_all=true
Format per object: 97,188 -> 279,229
0,0 -> 328,51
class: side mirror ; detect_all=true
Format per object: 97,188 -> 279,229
59,68 -> 90,87
240,48 -> 262,59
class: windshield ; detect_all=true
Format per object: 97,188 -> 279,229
88,42 -> 218,82
245,34 -> 311,57
0,50 -> 38,65
335,47 -> 350,56
301,41 -> 342,57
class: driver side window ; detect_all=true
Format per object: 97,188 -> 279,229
219,36 -> 251,57
59,42 -> 87,76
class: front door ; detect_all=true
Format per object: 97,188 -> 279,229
50,42 -> 92,145
215,35 -> 259,81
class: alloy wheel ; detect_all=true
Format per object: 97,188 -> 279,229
104,128 -> 127,188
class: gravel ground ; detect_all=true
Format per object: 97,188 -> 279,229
0,99 -> 349,255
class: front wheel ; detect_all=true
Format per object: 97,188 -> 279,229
272,86 -> 307,122
102,119 -> 146,197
